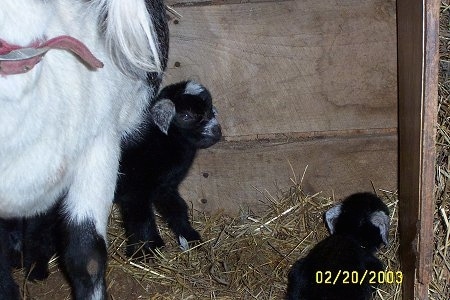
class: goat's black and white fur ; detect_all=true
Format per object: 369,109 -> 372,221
0,1 -> 169,299
286,192 -> 390,300
116,80 -> 222,256
1,81 -> 221,284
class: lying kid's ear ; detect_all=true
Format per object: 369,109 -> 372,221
324,203 -> 342,234
370,211 -> 390,246
150,98 -> 176,135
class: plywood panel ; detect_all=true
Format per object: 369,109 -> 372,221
180,134 -> 397,214
164,0 -> 397,138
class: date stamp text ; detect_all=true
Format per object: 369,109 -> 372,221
315,270 -> 403,285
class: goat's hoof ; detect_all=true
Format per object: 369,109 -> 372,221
26,266 -> 50,282
126,237 -> 165,260
182,229 -> 202,243
178,230 -> 202,251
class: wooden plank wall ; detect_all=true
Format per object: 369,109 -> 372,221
397,0 -> 439,299
163,0 -> 398,213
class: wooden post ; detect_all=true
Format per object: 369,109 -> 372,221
397,0 -> 439,299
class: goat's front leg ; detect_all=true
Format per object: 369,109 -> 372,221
23,204 -> 59,281
61,133 -> 120,300
153,189 -> 201,247
61,219 -> 107,300
0,218 -> 20,300
117,190 -> 164,257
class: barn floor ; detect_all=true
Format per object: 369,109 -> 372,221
13,181 -> 401,300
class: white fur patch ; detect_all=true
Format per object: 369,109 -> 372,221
0,0 -> 157,223
151,98 -> 176,135
184,81 -> 204,96
370,211 -> 390,245
179,236 -> 190,251
325,204 -> 342,234
89,283 -> 105,300
202,117 -> 219,136
61,132 -> 121,239
95,0 -> 162,75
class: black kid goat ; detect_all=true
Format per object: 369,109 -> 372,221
286,192 -> 390,300
116,80 -> 222,256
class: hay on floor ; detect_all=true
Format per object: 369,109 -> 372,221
106,177 -> 401,300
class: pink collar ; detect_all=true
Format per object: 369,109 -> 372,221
0,35 -> 104,76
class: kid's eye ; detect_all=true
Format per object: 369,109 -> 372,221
180,112 -> 194,121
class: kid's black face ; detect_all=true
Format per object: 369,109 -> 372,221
171,94 -> 222,148
173,94 -> 211,127
331,193 -> 390,250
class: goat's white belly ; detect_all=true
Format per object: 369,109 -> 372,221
0,145 -> 72,218
0,55 -> 150,219
0,0 -> 154,220
0,88 -> 92,218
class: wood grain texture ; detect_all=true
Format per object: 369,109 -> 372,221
397,0 -> 439,299
166,0 -> 291,7
397,0 -> 422,297
180,134 -> 397,214
164,0 -> 397,139
418,0 -> 440,298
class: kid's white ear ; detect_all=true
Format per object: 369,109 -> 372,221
150,98 -> 176,135
325,203 -> 342,234
370,211 -> 390,246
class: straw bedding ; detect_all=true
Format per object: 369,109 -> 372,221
104,183 -> 401,300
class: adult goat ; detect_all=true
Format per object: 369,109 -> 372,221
0,1 -> 169,299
